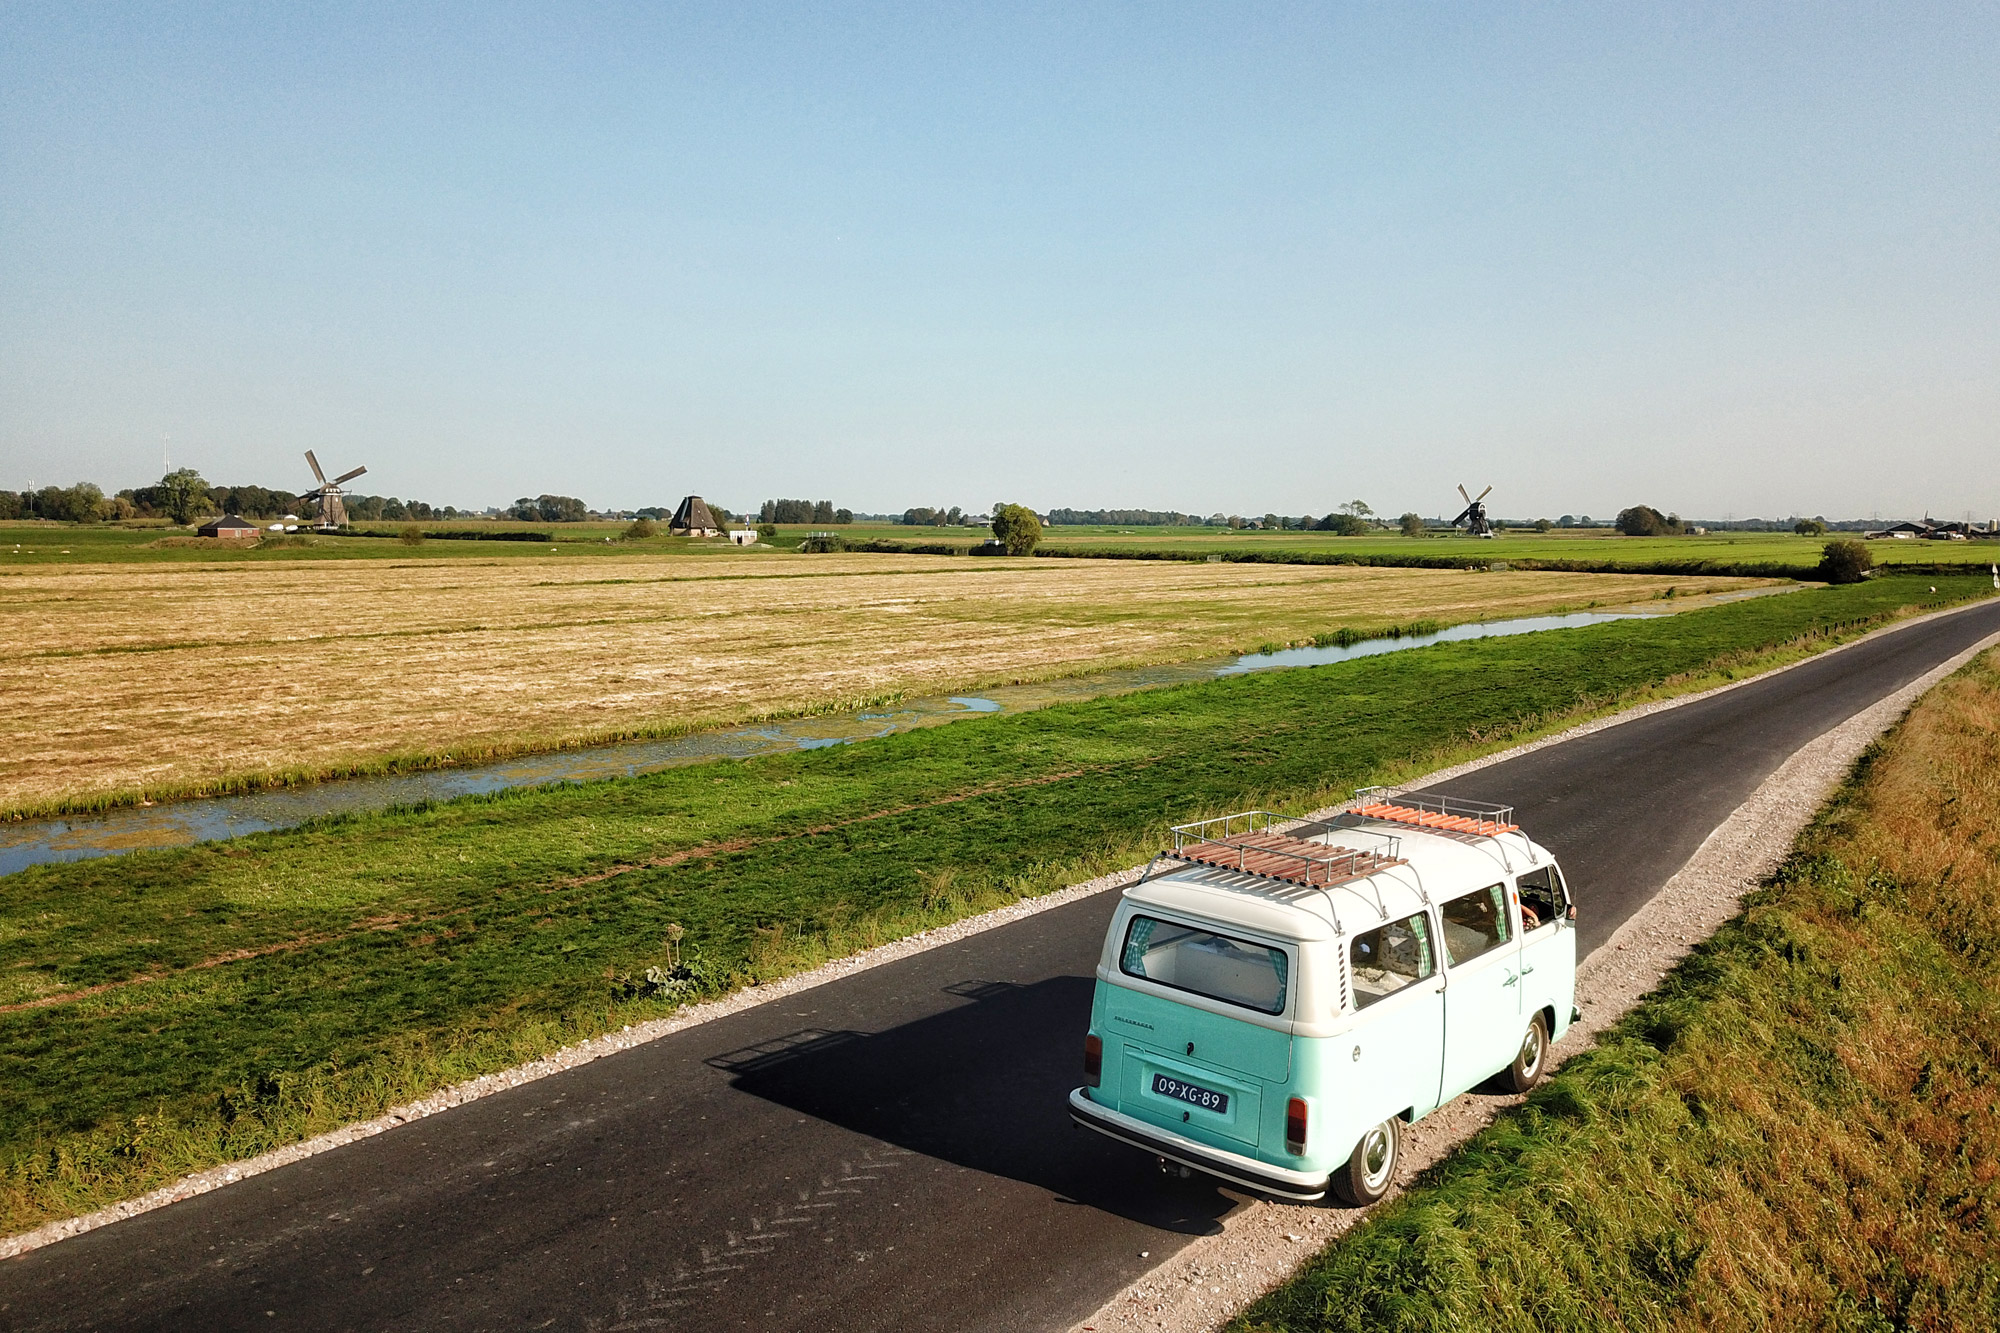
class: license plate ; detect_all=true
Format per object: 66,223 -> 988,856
1152,1072 -> 1228,1114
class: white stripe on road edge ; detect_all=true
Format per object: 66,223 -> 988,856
6,597 -> 1996,1264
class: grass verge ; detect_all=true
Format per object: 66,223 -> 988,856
1231,646 -> 2000,1332
0,575 -> 1991,1236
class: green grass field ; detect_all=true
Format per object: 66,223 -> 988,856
0,518 -> 791,564
1029,524 -> 2000,576
1,573 -> 1989,1234
0,518 -> 989,565
1232,644 -> 2000,1333
10,517 -> 1997,574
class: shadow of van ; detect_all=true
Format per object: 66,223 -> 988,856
706,975 -> 1237,1235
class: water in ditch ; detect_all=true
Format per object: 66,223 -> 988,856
3,608 -> 1679,876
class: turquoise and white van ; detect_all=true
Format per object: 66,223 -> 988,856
1068,794 -> 1576,1204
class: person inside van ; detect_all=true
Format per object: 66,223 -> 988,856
1516,865 -> 1567,932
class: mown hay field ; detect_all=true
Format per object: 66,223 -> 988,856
3,552 -> 1758,814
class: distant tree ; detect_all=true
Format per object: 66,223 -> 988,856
1399,512 -> 1425,538
1557,514 -> 1577,528
1615,505 -> 1684,537
625,517 -> 657,539
1339,500 -> 1374,520
991,503 -> 1043,555
1533,518 -> 1554,532
156,469 -> 210,525
380,498 -> 409,521
399,524 -> 425,546
1318,512 -> 1369,536
36,482 -> 107,523
636,506 -> 670,521
758,522 -> 778,538
764,499 -> 821,524
206,484 -> 298,519
1819,538 -> 1874,584
1794,518 -> 1828,536
534,494 -> 588,522
834,508 -> 853,525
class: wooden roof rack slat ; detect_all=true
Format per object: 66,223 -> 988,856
1352,790 -> 1518,838
1163,811 -> 1406,890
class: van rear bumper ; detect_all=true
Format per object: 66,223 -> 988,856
1068,1088 -> 1330,1202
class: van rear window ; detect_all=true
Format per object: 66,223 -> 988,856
1120,916 -> 1289,1015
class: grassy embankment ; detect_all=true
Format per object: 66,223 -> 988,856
3,554 -> 1736,817
0,575 -> 1990,1236
1232,647 -> 2000,1332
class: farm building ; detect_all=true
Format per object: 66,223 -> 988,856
670,495 -> 722,537
1865,518 -> 2000,541
197,515 -> 261,540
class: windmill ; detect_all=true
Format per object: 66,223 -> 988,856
301,451 -> 366,529
1449,484 -> 1495,537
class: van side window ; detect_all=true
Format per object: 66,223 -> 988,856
1440,884 -> 1511,965
1349,912 -> 1435,1009
1516,864 -> 1568,931
1120,915 -> 1289,1015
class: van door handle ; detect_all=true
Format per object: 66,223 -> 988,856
1520,965 -> 1536,976
1502,971 -> 1518,987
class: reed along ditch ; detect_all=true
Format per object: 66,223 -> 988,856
1229,638 -> 2000,1333
0,576 -> 1986,1235
0,607 -> 1690,876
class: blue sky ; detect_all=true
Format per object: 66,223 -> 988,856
3,3 -> 1996,520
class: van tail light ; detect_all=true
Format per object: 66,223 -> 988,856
1286,1097 -> 1308,1155
1083,1034 -> 1103,1088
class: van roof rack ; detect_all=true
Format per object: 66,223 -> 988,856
1162,811 -> 1406,889
1349,787 -> 1517,837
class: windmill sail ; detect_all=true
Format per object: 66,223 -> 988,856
302,450 -> 365,529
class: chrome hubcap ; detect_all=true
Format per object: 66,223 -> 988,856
1521,1025 -> 1543,1075
1360,1124 -> 1394,1186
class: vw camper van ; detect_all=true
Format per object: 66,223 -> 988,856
1068,793 -> 1576,1204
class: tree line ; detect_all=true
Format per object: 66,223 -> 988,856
0,474 -> 398,525
763,499 -> 853,525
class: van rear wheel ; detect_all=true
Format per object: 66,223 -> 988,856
1506,1012 -> 1550,1094
1330,1116 -> 1400,1206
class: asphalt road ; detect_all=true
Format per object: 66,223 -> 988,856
7,598 -> 1999,1333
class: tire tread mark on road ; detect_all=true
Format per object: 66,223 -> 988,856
605,1147 -> 913,1330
